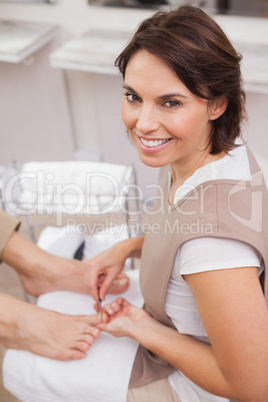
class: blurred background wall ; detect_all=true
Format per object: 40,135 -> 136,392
0,0 -> 267,190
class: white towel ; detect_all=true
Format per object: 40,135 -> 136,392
83,224 -> 135,270
37,225 -> 85,259
20,161 -> 129,195
14,161 -> 133,215
36,223 -> 134,269
3,269 -> 143,402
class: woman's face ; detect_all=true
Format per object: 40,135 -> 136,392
122,49 -> 217,173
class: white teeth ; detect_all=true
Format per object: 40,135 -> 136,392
140,138 -> 170,147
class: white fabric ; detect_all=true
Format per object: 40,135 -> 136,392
83,224 -> 136,270
37,226 -> 85,259
37,223 -> 134,269
167,142 -> 263,401
173,140 -> 251,202
3,269 -> 144,402
20,161 -> 129,195
7,161 -> 133,215
179,237 -> 262,276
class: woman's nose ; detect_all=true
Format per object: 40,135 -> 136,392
136,105 -> 160,134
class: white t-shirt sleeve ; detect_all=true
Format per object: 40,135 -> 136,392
178,237 -> 262,276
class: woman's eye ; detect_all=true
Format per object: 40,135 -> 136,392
124,93 -> 140,103
164,100 -> 180,108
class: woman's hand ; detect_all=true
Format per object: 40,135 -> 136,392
96,297 -> 154,339
84,236 -> 144,302
84,244 -> 127,302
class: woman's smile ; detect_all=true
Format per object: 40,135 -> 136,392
138,136 -> 173,154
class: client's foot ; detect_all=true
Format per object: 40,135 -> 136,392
19,256 -> 129,297
1,294 -> 102,361
3,232 -> 129,298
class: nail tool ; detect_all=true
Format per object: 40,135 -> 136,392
97,285 -> 103,322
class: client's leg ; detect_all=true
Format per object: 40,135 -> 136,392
2,232 -> 129,297
0,293 -> 101,360
19,257 -> 129,297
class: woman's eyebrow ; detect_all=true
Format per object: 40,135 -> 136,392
158,93 -> 188,99
123,85 -> 187,99
123,84 -> 138,94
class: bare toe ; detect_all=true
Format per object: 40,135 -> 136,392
70,350 -> 87,360
81,334 -> 96,345
76,341 -> 92,352
11,302 -> 102,362
108,273 -> 129,295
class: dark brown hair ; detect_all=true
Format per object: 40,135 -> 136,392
115,6 -> 246,154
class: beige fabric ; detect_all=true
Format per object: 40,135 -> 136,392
0,210 -> 20,262
127,377 -> 181,402
130,147 -> 268,388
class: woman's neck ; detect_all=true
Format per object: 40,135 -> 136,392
169,150 -> 226,205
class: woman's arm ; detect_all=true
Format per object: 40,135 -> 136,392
100,266 -> 268,401
84,236 -> 144,301
184,266 -> 268,400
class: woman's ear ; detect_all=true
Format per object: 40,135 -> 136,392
209,97 -> 228,120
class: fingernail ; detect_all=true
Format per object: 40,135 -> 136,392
108,308 -> 113,315
93,329 -> 99,337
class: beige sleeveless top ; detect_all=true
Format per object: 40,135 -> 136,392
129,147 -> 268,388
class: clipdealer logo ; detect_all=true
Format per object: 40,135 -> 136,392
127,217 -> 214,235
228,171 -> 263,232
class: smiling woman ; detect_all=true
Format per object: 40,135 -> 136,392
121,49 -> 228,187
84,6 -> 268,402
116,6 -> 245,157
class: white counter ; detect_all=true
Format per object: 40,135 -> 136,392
0,20 -> 58,63
49,14 -> 268,93
50,28 -> 130,75
214,15 -> 268,93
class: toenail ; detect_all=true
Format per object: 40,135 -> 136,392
93,329 -> 99,337
82,342 -> 90,351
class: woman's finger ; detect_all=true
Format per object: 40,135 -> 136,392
85,261 -> 106,301
98,266 -> 121,300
